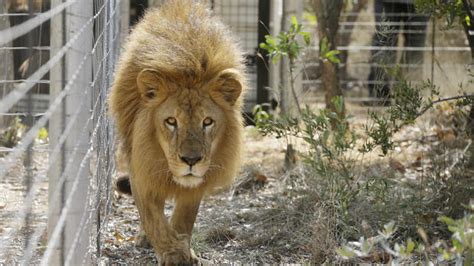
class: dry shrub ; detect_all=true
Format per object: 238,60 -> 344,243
231,189 -> 344,263
308,202 -> 339,264
232,164 -> 268,195
204,226 -> 236,246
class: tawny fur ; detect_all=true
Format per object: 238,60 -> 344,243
109,0 -> 245,264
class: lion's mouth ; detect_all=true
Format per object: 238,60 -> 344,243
181,167 -> 202,178
169,162 -> 209,186
172,174 -> 204,188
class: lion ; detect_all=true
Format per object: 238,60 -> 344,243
108,0 -> 246,264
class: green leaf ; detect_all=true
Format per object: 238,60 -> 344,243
439,216 -> 456,226
416,243 -> 425,252
382,221 -> 396,238
37,127 -> 48,140
361,238 -> 372,254
289,42 -> 300,58
259,43 -> 269,50
290,15 -> 298,26
328,55 -> 341,63
325,50 -> 340,57
336,246 -> 356,258
295,23 -> 302,33
265,35 -> 276,46
332,96 -> 344,114
322,130 -> 330,144
452,238 -> 464,253
406,238 -> 415,253
278,33 -> 288,43
325,50 -> 341,63
442,249 -> 452,260
301,31 -> 311,45
447,225 -> 458,233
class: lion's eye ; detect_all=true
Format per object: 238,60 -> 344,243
165,117 -> 177,128
203,117 -> 214,128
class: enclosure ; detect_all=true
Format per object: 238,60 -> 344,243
0,0 -> 473,264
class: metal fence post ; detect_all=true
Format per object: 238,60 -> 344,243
257,0 -> 271,110
48,1 -> 93,264
0,3 -> 14,129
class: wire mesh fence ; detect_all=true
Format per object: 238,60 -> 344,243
300,2 -> 472,104
212,0 -> 260,112
0,0 -> 121,264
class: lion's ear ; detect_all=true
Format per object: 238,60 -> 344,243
137,69 -> 167,104
212,69 -> 243,106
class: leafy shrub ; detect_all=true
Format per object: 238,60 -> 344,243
338,203 -> 474,265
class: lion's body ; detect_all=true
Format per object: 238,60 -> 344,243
109,0 -> 245,264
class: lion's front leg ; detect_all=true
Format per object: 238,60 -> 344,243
132,187 -> 195,265
170,194 -> 202,237
169,194 -> 203,264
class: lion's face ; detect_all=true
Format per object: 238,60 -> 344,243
135,68 -> 242,188
153,90 -> 226,187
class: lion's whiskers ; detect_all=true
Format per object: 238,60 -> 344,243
152,168 -> 172,175
208,164 -> 225,171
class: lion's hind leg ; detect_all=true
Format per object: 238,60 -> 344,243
114,175 -> 132,195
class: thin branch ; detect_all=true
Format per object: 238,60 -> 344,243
418,94 -> 474,116
384,94 -> 474,137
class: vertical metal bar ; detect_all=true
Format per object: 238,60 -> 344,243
59,0 -> 67,262
63,0 -> 93,262
48,0 -> 66,264
96,0 -> 110,257
105,0 -> 115,220
23,0 -> 34,252
49,0 -> 93,264
257,0 -> 270,109
0,3 -> 13,129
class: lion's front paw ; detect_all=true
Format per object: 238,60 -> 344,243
189,248 -> 199,264
161,248 -> 199,266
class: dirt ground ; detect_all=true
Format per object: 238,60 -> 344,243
0,145 -> 49,264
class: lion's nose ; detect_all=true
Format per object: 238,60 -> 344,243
179,155 -> 202,166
